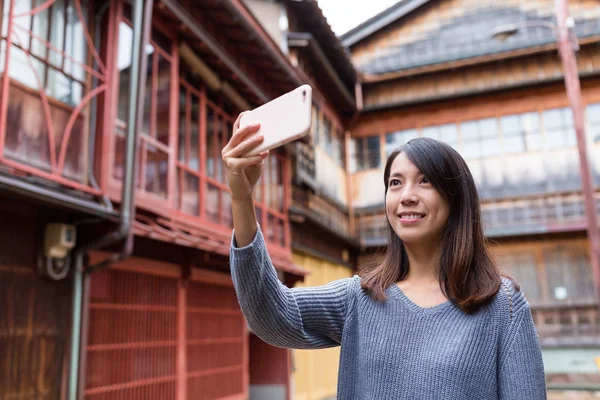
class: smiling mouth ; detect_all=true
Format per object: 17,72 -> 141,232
397,213 -> 425,221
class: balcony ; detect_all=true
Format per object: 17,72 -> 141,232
357,191 -> 600,247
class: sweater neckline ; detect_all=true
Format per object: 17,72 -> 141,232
388,283 -> 454,314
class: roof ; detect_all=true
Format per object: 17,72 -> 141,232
159,0 -> 305,106
340,0 -> 432,47
286,0 -> 357,90
355,6 -> 600,76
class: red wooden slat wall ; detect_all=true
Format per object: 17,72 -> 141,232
85,266 -> 247,400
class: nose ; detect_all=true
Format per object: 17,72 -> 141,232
400,184 -> 419,205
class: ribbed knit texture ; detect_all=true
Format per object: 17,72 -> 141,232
230,227 -> 547,399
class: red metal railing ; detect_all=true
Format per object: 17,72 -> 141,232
0,0 -> 106,194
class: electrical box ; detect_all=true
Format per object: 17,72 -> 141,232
44,223 -> 76,259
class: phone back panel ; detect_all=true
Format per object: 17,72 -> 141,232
240,84 -> 312,156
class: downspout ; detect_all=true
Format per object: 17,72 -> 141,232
67,0 -> 154,398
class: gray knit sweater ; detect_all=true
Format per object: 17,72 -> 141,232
230,227 -> 547,399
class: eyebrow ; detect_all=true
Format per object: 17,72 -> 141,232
389,171 -> 424,179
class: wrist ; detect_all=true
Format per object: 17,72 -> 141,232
231,193 -> 254,204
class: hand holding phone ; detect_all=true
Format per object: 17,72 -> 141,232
239,84 -> 312,156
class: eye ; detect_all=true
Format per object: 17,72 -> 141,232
390,178 -> 401,187
420,176 -> 431,184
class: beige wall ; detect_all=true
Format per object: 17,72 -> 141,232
291,251 -> 354,400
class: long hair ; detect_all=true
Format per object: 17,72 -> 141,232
360,137 -> 517,314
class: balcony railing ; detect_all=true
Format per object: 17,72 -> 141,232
357,191 -> 600,246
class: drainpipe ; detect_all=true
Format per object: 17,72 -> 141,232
67,0 -> 153,398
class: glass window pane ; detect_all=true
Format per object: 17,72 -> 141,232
141,46 -> 154,136
367,136 -> 381,169
181,172 -> 199,215
205,183 -> 220,223
386,129 -> 417,155
479,118 -> 497,138
461,120 -> 478,140
421,126 -> 438,139
588,103 -> 600,124
156,55 -> 171,145
311,104 -> 319,143
543,109 -> 563,129
462,141 -> 480,159
145,145 -> 168,198
222,191 -> 233,228
503,135 -> 525,154
439,124 -> 458,146
501,115 -> 520,135
589,103 -> 600,142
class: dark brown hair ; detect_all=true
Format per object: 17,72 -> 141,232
360,137 -> 518,314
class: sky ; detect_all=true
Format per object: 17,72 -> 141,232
317,0 -> 400,36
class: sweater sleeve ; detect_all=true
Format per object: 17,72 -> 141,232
498,288 -> 547,400
229,225 -> 355,350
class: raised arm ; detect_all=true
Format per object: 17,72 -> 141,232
223,112 -> 354,349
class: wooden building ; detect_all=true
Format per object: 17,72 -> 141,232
343,0 -> 600,391
0,0 -> 329,399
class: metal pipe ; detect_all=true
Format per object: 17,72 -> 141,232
67,253 -> 84,400
67,0 -> 153,397
555,0 -> 600,302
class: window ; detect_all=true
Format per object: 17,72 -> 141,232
460,118 -> 499,159
114,22 -> 173,201
311,104 -> 320,143
544,243 -> 596,305
0,0 -> 90,182
543,108 -> 576,149
500,112 -> 541,153
421,124 -> 458,149
334,128 -> 346,168
587,103 -> 600,142
351,136 -> 380,172
386,129 -> 418,155
496,251 -> 542,305
323,116 -> 333,154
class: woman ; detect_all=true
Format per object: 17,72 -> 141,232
222,113 -> 547,399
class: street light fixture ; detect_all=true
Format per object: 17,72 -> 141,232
492,0 -> 600,302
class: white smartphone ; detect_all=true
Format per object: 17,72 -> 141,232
240,84 -> 312,156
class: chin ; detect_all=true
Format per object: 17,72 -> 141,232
392,228 -> 425,244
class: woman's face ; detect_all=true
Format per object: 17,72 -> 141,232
385,153 -> 450,245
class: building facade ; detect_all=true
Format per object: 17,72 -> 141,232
343,0 -> 600,391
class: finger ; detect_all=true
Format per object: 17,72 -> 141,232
233,110 -> 250,132
222,122 -> 260,155
223,134 -> 265,159
225,153 -> 267,171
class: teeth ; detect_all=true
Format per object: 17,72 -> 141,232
400,214 -> 423,219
